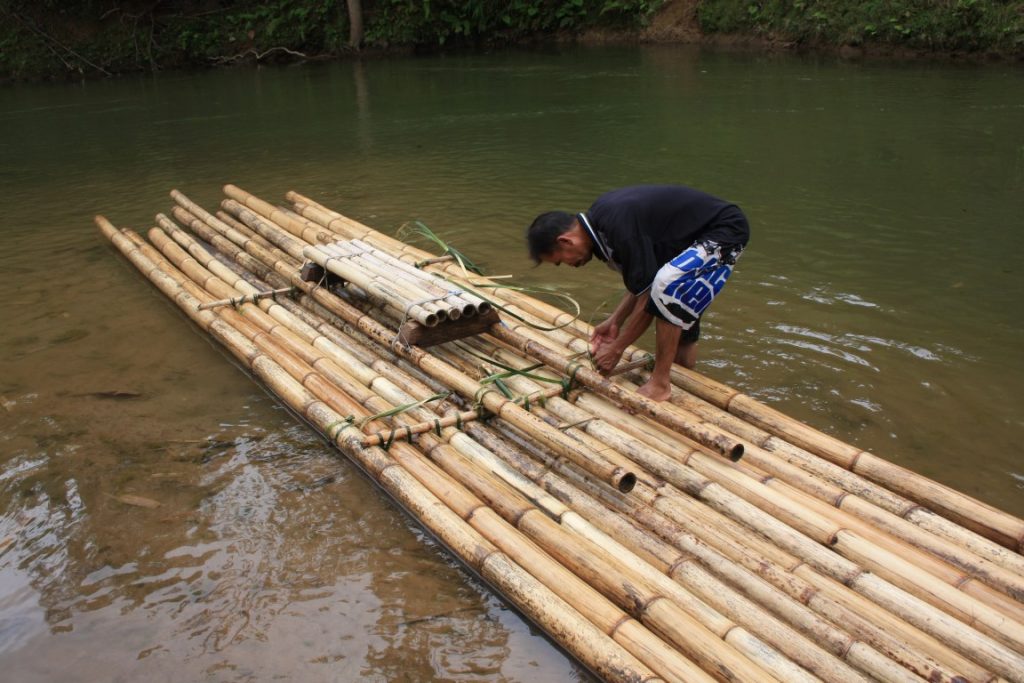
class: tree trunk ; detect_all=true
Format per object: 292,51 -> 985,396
345,0 -> 363,48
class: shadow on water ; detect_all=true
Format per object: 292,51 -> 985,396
1,44 -> 1021,680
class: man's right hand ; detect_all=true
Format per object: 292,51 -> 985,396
591,318 -> 619,354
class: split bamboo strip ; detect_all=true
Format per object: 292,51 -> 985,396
196,286 -> 294,310
99,217 -> 671,683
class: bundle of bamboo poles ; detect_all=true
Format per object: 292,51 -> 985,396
303,237 -> 490,327
96,184 -> 1024,683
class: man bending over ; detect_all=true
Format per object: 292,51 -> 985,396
526,184 -> 750,401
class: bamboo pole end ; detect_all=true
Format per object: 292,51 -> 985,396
614,470 -> 637,493
728,443 -> 744,462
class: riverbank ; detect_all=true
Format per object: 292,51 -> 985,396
2,0 -> 1022,83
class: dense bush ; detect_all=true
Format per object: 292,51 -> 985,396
2,1 -> 1021,81
365,0 -> 661,46
0,0 -> 661,81
697,0 -> 1024,53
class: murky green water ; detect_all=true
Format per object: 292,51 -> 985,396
1,45 -> 1022,681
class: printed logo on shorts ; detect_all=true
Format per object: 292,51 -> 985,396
652,241 -> 742,328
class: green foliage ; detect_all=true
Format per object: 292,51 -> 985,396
696,0 -> 1024,53
3,0 -> 1021,81
1,0 -> 663,80
0,0 -> 350,80
364,0 -> 662,47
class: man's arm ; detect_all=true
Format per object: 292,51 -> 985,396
592,291 -> 654,374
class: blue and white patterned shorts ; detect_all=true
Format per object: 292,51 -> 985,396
650,239 -> 744,334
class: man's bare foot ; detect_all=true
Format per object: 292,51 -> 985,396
636,380 -> 672,402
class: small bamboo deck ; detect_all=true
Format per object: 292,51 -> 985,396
97,185 -> 1024,683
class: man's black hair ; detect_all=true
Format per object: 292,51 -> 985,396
526,211 -> 575,264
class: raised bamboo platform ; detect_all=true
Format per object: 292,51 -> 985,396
97,185 -> 1024,683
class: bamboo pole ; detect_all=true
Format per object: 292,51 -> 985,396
467,344 -> 1024,625
334,245 -> 464,319
444,337 -> 1019,683
454,263 -> 1024,552
320,241 -> 457,320
385,437 -> 783,680
480,418 -> 996,683
171,202 -> 640,494
569,396 -> 1024,680
148,206 -> 798,679
474,339 -> 1024,600
450,342 -> 1024,647
348,238 -> 490,315
434,350 -> 880,683
474,293 -> 1024,577
453,423 -> 922,683
222,185 -> 1024,581
114,189 -> 1024,679
132,227 -> 733,683
481,323 -> 744,461
322,352 -> 790,681
303,243 -> 440,327
105,196 -> 1024,683
98,216 -> 670,683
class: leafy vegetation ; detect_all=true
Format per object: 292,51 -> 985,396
2,1 -> 1021,82
697,0 -> 1024,53
0,0 -> 662,81
365,0 -> 660,46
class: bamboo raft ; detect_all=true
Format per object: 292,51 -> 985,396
97,186 -> 1024,683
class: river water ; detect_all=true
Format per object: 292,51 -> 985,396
1,45 -> 1021,681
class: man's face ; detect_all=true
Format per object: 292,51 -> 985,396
539,229 -> 593,268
